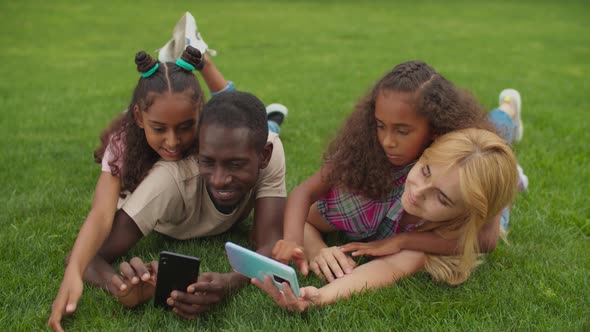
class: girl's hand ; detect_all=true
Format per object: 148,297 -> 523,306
252,275 -> 320,312
308,246 -> 356,282
110,257 -> 157,308
272,239 -> 309,275
48,271 -> 84,332
340,237 -> 402,257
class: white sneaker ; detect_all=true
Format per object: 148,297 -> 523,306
499,88 -> 523,142
266,103 -> 288,126
157,11 -> 217,63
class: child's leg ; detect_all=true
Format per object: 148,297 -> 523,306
199,54 -> 235,95
159,12 -> 287,134
489,90 -> 528,191
266,103 -> 288,135
487,109 -> 516,144
488,89 -> 528,230
198,57 -> 286,134
156,12 -> 230,95
487,89 -> 522,144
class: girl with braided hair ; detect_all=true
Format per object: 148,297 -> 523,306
272,60 -> 515,282
49,46 -> 221,331
50,13 -> 290,329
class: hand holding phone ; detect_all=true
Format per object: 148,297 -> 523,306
154,251 -> 200,309
225,242 -> 301,297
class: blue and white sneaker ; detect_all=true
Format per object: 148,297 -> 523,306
266,103 -> 288,135
158,11 -> 217,63
499,88 -> 523,142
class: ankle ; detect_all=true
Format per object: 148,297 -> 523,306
498,101 -> 517,120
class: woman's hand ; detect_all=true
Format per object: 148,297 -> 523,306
252,275 -> 320,313
340,237 -> 402,257
308,246 -> 356,282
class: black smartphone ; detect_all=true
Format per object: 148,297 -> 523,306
154,251 -> 200,309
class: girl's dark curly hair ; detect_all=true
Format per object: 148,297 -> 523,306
323,60 -> 491,200
94,46 -> 205,196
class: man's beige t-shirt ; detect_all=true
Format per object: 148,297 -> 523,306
117,132 -> 286,240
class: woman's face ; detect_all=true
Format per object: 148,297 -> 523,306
401,160 -> 466,222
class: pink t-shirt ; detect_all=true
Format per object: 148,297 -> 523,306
101,135 -> 125,174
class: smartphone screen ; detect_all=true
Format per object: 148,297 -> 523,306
154,251 -> 200,309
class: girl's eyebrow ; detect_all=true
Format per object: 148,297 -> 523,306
374,117 -> 412,128
148,119 -> 195,126
374,116 -> 414,128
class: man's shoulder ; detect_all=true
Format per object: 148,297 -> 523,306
264,131 -> 285,171
255,132 -> 287,198
152,156 -> 200,183
267,131 -> 280,144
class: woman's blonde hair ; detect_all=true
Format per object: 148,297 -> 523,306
416,128 -> 518,285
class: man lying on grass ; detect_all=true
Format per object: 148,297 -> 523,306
50,90 -> 286,330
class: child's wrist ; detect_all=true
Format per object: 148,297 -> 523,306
396,233 -> 408,250
65,262 -> 84,277
228,272 -> 250,290
282,238 -> 302,247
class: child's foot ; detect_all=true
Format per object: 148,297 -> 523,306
158,11 -> 217,63
498,89 -> 523,142
266,103 -> 288,135
185,12 -> 217,57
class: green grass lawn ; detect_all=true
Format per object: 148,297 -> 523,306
1,0 -> 588,330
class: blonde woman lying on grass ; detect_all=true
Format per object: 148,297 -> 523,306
254,128 -> 519,311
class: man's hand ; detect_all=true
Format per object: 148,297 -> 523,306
252,275 -> 320,313
340,237 -> 402,257
272,239 -> 309,275
308,246 -> 356,282
167,272 -> 244,320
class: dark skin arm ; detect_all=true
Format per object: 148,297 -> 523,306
82,210 -> 145,293
168,196 -> 286,319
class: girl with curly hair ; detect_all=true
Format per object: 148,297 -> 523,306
272,60 -> 508,282
255,128 -> 519,311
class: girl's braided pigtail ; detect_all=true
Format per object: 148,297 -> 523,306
176,46 -> 204,71
135,51 -> 159,78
